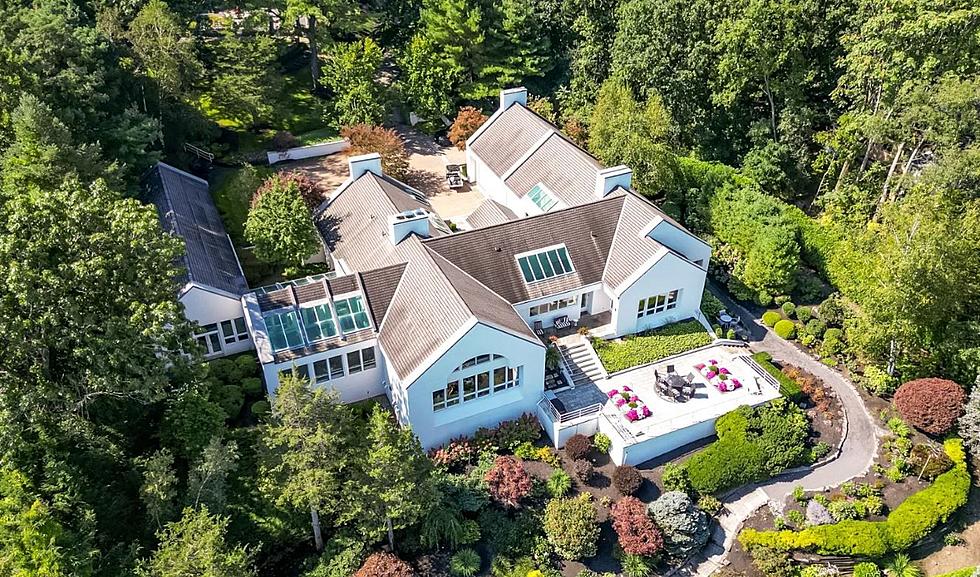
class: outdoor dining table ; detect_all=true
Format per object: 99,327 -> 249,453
718,313 -> 734,326
665,373 -> 687,390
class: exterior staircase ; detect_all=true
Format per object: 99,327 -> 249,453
557,337 -> 606,387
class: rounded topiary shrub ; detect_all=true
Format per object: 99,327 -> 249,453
781,302 -> 796,318
216,384 -> 244,418
805,319 -> 827,339
564,434 -> 592,461
762,311 -> 781,327
796,306 -> 812,323
612,464 -> 643,495
773,320 -> 796,340
235,354 -> 258,377
241,377 -> 263,396
852,562 -> 880,577
573,458 -> 594,482
894,378 -> 966,435
250,400 -> 270,417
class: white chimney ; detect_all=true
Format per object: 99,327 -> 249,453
348,152 -> 382,180
595,165 -> 632,198
388,208 -> 430,245
499,87 -> 528,111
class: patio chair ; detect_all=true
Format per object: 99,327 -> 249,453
554,315 -> 572,330
683,383 -> 697,398
666,364 -> 675,374
684,372 -> 697,384
533,320 -> 544,336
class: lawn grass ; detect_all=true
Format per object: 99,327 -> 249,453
209,165 -> 272,244
592,319 -> 713,373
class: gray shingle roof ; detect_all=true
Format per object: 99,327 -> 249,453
465,198 -> 517,229
504,132 -> 604,207
144,162 -> 248,296
468,104 -> 555,176
315,171 -> 445,271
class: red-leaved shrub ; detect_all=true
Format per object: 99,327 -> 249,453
485,456 -> 532,508
612,465 -> 643,495
894,378 -> 966,435
354,552 -> 416,577
564,434 -> 591,460
448,107 -> 488,150
611,497 -> 664,556
341,124 -> 410,179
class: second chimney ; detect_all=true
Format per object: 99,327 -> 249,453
595,165 -> 633,198
499,87 -> 528,111
348,152 -> 383,180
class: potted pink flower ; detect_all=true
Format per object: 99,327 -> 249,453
720,368 -> 730,375
641,406 -> 652,418
607,389 -> 619,399
615,397 -> 626,408
623,386 -> 632,392
625,409 -> 638,422
706,371 -> 717,379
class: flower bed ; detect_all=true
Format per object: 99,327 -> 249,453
694,359 -> 743,392
607,386 -> 653,422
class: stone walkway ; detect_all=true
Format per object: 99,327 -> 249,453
671,294 -> 885,577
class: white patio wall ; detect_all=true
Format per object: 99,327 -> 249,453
261,340 -> 385,403
267,138 -> 350,165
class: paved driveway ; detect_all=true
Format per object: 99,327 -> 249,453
395,125 -> 485,222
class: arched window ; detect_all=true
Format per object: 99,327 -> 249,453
433,354 -> 522,412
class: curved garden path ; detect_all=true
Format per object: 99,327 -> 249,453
668,293 -> 885,577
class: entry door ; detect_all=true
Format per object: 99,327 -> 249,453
580,292 -> 591,313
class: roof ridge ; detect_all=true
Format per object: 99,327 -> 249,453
424,193 -> 626,243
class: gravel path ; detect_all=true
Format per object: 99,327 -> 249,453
669,292 -> 884,577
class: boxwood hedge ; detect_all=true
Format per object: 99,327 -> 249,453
752,352 -> 803,403
739,438 -> 971,556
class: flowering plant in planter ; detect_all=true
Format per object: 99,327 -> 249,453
719,368 -> 730,375
615,397 -> 626,407
607,389 -> 619,398
625,409 -> 639,422
641,406 -> 652,418
706,371 -> 717,379
623,386 -> 632,392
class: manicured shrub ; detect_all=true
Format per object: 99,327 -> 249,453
485,456 -> 532,508
612,465 -> 643,495
894,378 -> 966,435
738,439 -> 971,556
662,462 -> 692,494
960,386 -> 980,458
593,432 -> 612,454
774,295 -> 791,306
762,311 -> 781,327
647,491 -> 710,557
781,302 -> 796,318
827,500 -> 859,521
565,434 -> 592,460
573,459 -> 594,482
804,319 -> 827,339
354,552 -> 415,577
698,495 -> 723,516
611,496 -> 664,556
216,384 -> 244,418
448,549 -> 480,577
852,562 -> 880,577
429,437 -> 476,469
796,306 -> 812,323
746,545 -> 797,577
543,494 -> 600,560
818,294 -> 844,326
250,400 -> 270,416
241,377 -> 263,396
820,328 -> 844,356
235,354 -> 258,376
685,400 -> 809,495
773,320 -> 796,339
546,470 -> 572,498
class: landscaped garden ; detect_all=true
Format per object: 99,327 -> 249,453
591,319 -> 713,374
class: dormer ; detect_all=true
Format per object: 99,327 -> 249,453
595,165 -> 632,199
389,208 -> 430,245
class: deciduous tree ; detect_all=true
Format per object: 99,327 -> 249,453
341,125 -> 411,180
324,38 -> 385,127
244,173 -> 319,266
448,106 -> 488,150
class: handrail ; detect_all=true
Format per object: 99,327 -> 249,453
737,354 -> 782,392
183,142 -> 215,162
539,397 -> 602,424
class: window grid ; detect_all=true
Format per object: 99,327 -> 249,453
335,296 -> 371,333
195,323 -> 223,356
516,246 -> 574,283
221,317 -> 249,344
527,183 -> 559,211
529,297 -> 577,317
265,311 -> 305,351
300,304 -> 337,342
636,289 -> 680,319
433,364 -> 521,412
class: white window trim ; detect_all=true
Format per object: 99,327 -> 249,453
433,356 -> 521,412
637,289 -> 680,319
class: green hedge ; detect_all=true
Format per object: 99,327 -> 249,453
592,320 -> 712,373
935,567 -> 978,577
762,311 -> 782,327
740,439 -> 972,556
774,320 -> 796,339
751,352 -> 803,403
684,399 -> 810,495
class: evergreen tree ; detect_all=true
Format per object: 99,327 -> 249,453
138,507 -> 256,577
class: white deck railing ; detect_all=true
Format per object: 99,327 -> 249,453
538,397 -> 602,424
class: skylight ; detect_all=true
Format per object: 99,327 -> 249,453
527,182 -> 559,211
335,296 -> 371,332
265,311 -> 305,351
300,304 -> 337,342
517,245 -> 574,283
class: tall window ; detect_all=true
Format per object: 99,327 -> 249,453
195,323 -> 223,356
221,317 -> 249,345
637,290 -> 680,318
516,245 -> 574,283
346,346 -> 376,374
300,304 -> 337,342
335,296 -> 371,332
312,354 -> 346,382
432,355 -> 521,412
265,311 -> 304,351
529,296 -> 577,316
527,182 -> 559,211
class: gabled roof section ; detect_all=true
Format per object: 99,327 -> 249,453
602,194 -> 670,292
504,132 -> 604,207
315,171 -> 446,271
465,198 -> 517,229
143,162 -> 248,296
376,237 -> 539,383
359,263 -> 407,327
423,195 -> 626,303
468,104 -> 555,176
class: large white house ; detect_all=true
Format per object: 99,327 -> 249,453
145,162 -> 253,358
148,89 -> 716,453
